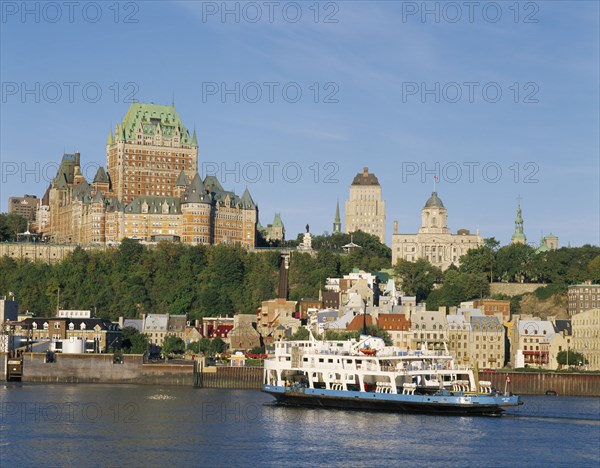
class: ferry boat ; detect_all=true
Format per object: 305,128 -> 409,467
262,333 -> 522,415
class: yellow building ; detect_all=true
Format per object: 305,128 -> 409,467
392,191 -> 483,270
572,308 -> 600,370
37,102 -> 257,248
345,167 -> 386,243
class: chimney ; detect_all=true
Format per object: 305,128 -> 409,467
393,220 -> 398,234
363,167 -> 369,176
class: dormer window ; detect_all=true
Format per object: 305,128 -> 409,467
69,322 -> 75,330
80,323 -> 86,330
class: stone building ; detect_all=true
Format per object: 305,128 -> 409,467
568,282 -> 600,316
8,195 -> 39,222
106,102 -> 198,205
259,213 -> 285,243
345,167 -> 386,243
36,103 -> 258,248
572,308 -> 600,370
228,314 -> 261,351
391,192 -> 483,269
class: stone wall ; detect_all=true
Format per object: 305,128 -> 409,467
482,371 -> 600,396
21,353 -> 194,385
490,282 -> 546,297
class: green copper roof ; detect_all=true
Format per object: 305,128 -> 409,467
107,129 -> 114,145
182,174 -> 210,204
175,169 -> 188,187
93,166 -> 109,184
240,188 -> 256,209
125,197 -> 182,214
511,204 -> 526,242
117,102 -> 196,146
53,154 -> 77,188
191,129 -> 198,147
204,175 -> 224,194
424,192 -> 445,209
273,213 -> 284,228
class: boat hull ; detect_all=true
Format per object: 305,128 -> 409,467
262,385 -> 521,415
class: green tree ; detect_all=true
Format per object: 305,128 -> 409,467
459,246 -> 495,280
287,327 -> 310,341
495,243 -> 536,282
0,213 -> 28,241
121,327 -> 149,354
209,337 -> 227,355
588,255 -> 600,282
556,350 -> 587,367
394,259 -> 442,302
162,335 -> 185,355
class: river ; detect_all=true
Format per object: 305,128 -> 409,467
1,383 -> 599,467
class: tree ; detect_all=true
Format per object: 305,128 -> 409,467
394,259 -> 442,302
495,243 -> 536,282
459,246 -> 495,280
0,213 -> 28,241
588,255 -> 600,282
287,327 -> 310,341
556,350 -> 587,367
209,337 -> 227,355
188,341 -> 201,354
121,326 -> 149,354
162,335 -> 185,355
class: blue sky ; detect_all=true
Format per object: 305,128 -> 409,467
1,1 -> 598,247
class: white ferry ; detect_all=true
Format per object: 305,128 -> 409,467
262,334 -> 522,415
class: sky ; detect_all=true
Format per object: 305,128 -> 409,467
1,1 -> 599,247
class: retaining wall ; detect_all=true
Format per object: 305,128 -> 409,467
21,353 -> 194,385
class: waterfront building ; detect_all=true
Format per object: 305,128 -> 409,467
345,167 -> 386,243
568,282 -> 600,316
377,314 -> 411,348
229,314 -> 261,351
572,308 -> 600,370
142,313 -> 186,347
0,297 -> 18,322
8,195 -> 39,222
391,191 -> 483,269
20,317 -> 121,352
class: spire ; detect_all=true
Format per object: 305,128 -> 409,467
240,188 -> 256,209
175,169 -> 188,187
333,199 -> 341,234
191,128 -> 198,147
93,166 -> 109,184
107,128 -> 114,145
511,199 -> 526,244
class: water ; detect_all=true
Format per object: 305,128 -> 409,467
1,383 -> 599,467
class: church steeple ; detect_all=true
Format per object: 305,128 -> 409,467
333,199 -> 341,234
511,200 -> 527,245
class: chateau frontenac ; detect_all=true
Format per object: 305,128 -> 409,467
36,102 -> 258,247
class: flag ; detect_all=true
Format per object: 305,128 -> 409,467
434,175 -> 439,182
506,375 -> 511,384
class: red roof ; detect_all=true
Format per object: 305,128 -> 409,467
377,314 -> 410,331
210,324 -> 233,338
347,314 -> 374,331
